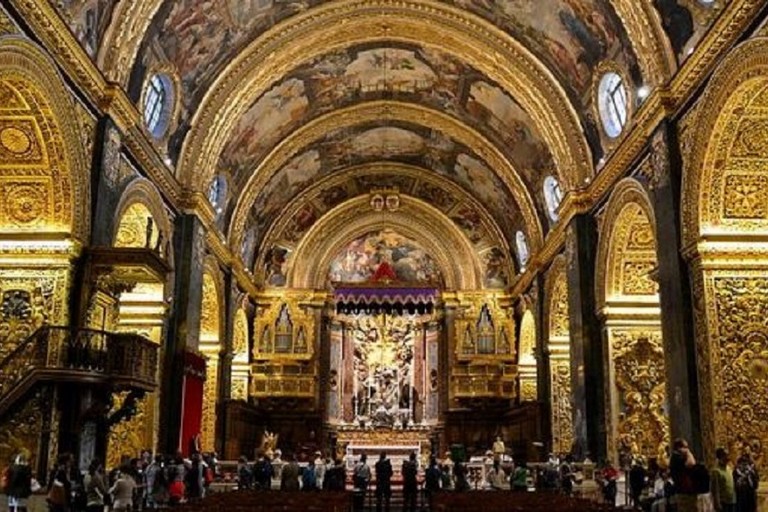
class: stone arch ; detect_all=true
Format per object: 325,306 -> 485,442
681,37 -> 768,467
544,255 -> 572,454
0,36 -> 89,240
518,309 -> 538,402
594,178 -> 668,463
287,196 -> 485,291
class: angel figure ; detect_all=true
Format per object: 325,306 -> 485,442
260,430 -> 279,459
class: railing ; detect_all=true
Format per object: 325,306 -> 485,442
0,326 -> 159,413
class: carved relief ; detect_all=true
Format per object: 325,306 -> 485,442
107,391 -> 148,470
200,272 -> 220,339
115,202 -> 158,249
610,330 -> 669,460
621,260 -> 657,295
0,389 -> 46,471
232,308 -> 248,356
201,359 -> 218,452
551,360 -> 573,454
0,268 -> 67,361
722,174 -> 768,219
0,7 -> 18,35
706,275 -> 768,467
550,272 -> 569,338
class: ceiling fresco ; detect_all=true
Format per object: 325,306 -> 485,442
218,44 -> 556,192
51,0 -> 118,57
241,122 -> 525,254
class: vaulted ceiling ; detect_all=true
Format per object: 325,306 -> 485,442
53,0 -> 724,289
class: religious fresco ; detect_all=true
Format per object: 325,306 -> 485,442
327,229 -> 443,285
243,122 -> 524,260
51,0 -> 118,57
654,0 -> 720,61
450,0 -> 641,98
217,44 -> 555,198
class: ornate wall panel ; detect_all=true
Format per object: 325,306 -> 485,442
0,38 -> 89,240
607,328 -> 669,462
545,257 -> 573,454
107,391 -> 149,469
696,270 -> 768,468
550,359 -> 574,455
199,268 -> 223,452
231,306 -> 250,401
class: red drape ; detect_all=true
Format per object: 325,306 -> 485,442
180,351 -> 206,455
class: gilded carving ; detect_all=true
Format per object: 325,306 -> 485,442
621,260 -> 657,296
453,294 -> 516,359
722,174 -> 768,219
200,272 -> 219,339
201,359 -> 218,452
549,272 -> 570,339
232,308 -> 248,356
610,330 -> 669,460
518,310 -> 537,401
704,275 -> 768,467
252,295 -> 316,360
107,391 -> 148,470
0,389 -> 46,473
0,7 -> 17,35
551,360 -> 574,454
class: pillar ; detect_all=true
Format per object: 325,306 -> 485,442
566,213 -> 605,461
648,123 -> 702,456
158,214 -> 206,454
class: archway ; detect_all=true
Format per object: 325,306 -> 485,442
0,38 -> 89,469
595,179 -> 668,464
545,256 -> 573,455
104,184 -> 172,467
518,309 -> 538,402
682,38 -> 768,471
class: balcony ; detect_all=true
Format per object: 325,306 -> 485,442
0,326 -> 159,417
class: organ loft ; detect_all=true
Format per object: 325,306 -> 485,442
0,0 -> 767,510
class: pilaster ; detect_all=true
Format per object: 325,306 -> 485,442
648,122 -> 702,457
566,214 -> 605,461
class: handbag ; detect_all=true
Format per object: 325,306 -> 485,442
47,479 -> 67,506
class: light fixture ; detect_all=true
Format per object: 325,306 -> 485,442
637,85 -> 650,101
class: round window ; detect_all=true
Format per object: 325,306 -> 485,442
597,72 -> 629,138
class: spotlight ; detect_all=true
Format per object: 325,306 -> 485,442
637,85 -> 650,101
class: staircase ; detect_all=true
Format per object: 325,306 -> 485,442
0,325 -> 159,420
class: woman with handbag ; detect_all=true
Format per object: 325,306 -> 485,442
47,453 -> 73,512
83,460 -> 108,512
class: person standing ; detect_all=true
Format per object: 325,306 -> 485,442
280,454 -> 300,491
6,452 -> 32,512
402,452 -> 419,512
324,458 -> 347,491
711,448 -> 737,512
511,461 -> 529,491
314,452 -> 327,490
733,455 -> 759,512
670,439 -> 698,512
352,454 -> 371,512
486,459 -> 507,490
302,459 -> 318,491
424,456 -> 441,510
109,465 -> 137,512
83,459 -> 108,512
375,452 -> 393,512
47,453 -> 73,512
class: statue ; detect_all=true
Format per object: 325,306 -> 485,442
493,435 -> 506,459
260,430 -> 279,459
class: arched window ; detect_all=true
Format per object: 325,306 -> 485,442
143,74 -> 173,138
597,72 -> 629,138
515,231 -> 530,271
543,175 -> 564,222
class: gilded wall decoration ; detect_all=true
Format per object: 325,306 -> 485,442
0,389 -> 46,473
0,267 -> 69,361
0,6 -> 18,35
621,260 -> 658,295
115,203 -> 159,249
107,391 -> 148,470
722,174 -> 768,219
230,307 -> 250,401
551,360 -> 574,454
200,272 -> 220,340
549,272 -> 570,339
453,295 -> 516,359
201,361 -> 218,452
252,296 -> 316,360
704,274 -> 768,467
610,329 -> 669,460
